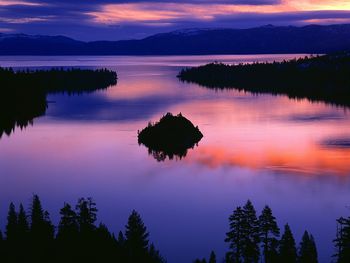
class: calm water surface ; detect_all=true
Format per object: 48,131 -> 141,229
1,55 -> 350,262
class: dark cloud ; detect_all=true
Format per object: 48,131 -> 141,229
0,0 -> 349,40
285,112 -> 345,122
20,0 -> 281,5
320,137 -> 350,149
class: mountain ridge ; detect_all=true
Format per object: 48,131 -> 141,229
1,24 -> 350,55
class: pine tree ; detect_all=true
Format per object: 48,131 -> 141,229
16,203 -> 30,261
5,202 -> 17,242
30,194 -> 44,237
242,200 -> 260,263
149,243 -> 166,263
298,231 -> 318,263
57,202 -> 78,240
259,205 -> 280,263
56,202 -> 79,262
96,223 -> 116,262
29,194 -> 54,262
76,197 -> 98,233
4,202 -> 20,262
117,231 -> 127,262
208,251 -> 216,263
17,203 -> 29,240
43,210 -> 55,239
75,198 -> 99,262
30,195 -> 54,241
125,210 -> 150,262
334,216 -> 350,263
225,206 -> 245,263
309,235 -> 318,263
279,224 -> 297,263
118,230 -> 126,246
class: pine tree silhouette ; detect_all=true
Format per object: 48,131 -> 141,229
149,243 -> 166,263
5,203 -> 18,242
334,216 -> 350,263
76,197 -> 98,233
208,251 -> 216,263
118,230 -> 126,246
298,231 -> 318,263
308,235 -> 318,263
29,194 -> 54,262
279,224 -> 297,263
242,200 -> 260,263
57,202 -> 78,240
56,202 -> 79,262
259,205 -> 280,263
96,223 -> 117,262
117,230 -> 127,261
0,196 -> 166,263
225,206 -> 245,263
125,210 -> 150,262
17,204 -> 29,239
75,197 -> 99,262
17,203 -> 29,261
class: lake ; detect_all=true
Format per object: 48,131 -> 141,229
1,55 -> 350,262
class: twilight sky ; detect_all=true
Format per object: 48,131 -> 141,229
0,0 -> 350,40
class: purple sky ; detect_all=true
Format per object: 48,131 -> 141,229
1,0 -> 350,40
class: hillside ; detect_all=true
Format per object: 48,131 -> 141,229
1,24 -> 350,55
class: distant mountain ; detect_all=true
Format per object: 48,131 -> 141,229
1,24 -> 350,55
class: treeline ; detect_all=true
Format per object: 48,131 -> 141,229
2,197 -> 350,263
0,67 -> 117,138
194,200 -> 350,263
0,195 -> 164,263
178,52 -> 350,107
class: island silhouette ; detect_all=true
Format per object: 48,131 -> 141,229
138,113 -> 203,161
0,68 -> 117,138
178,52 -> 350,107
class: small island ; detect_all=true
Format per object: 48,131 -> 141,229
0,68 -> 117,138
178,52 -> 350,107
138,113 -> 203,161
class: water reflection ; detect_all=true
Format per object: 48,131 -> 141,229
0,68 -> 116,138
1,55 -> 350,263
167,99 -> 350,176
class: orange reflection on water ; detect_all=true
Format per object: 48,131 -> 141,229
167,95 -> 350,176
190,145 -> 350,176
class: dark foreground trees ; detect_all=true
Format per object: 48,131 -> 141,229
259,205 -> 280,263
279,224 -> 297,263
195,200 -> 319,263
298,231 -> 318,263
334,216 -> 350,263
3,196 -> 350,263
224,201 -> 318,263
0,195 -> 165,263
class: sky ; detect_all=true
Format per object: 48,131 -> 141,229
0,0 -> 350,41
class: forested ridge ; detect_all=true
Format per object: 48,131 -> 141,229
0,67 -> 117,138
178,53 -> 350,107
